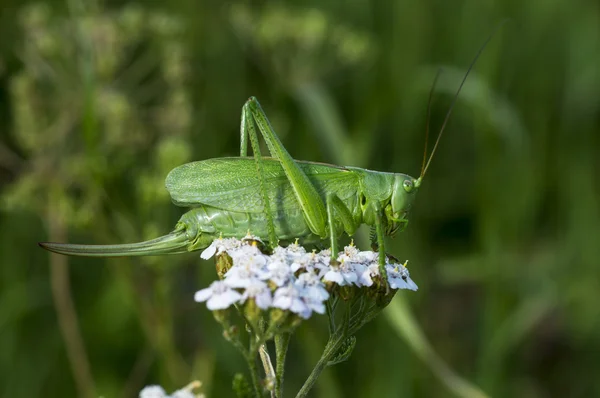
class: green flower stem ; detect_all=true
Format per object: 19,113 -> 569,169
275,332 -> 291,397
295,333 -> 344,398
296,296 -> 385,397
215,312 -> 262,397
245,350 -> 263,398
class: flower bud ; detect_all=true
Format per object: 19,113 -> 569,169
243,298 -> 263,330
222,325 -> 239,342
215,252 -> 234,279
268,308 -> 288,328
212,309 -> 230,325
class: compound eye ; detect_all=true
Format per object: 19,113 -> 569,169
403,179 -> 413,192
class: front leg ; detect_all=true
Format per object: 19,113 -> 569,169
372,203 -> 389,292
326,193 -> 359,260
244,97 -> 328,238
240,103 -> 278,247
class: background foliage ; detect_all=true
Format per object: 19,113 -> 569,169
1,0 -> 599,397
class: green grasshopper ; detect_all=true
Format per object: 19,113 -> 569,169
39,37 -> 493,282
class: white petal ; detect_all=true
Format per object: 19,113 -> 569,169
272,294 -> 292,310
207,290 -> 242,310
200,243 -> 217,260
323,270 -> 344,285
139,385 -> 167,398
290,298 -> 310,317
358,251 -> 378,262
354,264 -> 373,287
389,277 -> 409,290
254,291 -> 273,309
297,308 -> 312,319
224,267 -> 253,288
254,268 -> 271,280
307,300 -> 326,314
405,277 -> 418,291
194,287 -> 213,303
368,263 -> 381,277
267,261 -> 293,286
224,274 -> 251,288
290,261 -> 303,272
230,245 -> 263,260
301,284 -> 329,301
342,270 -> 358,284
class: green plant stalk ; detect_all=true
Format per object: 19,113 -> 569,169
295,295 -> 375,398
245,348 -> 263,398
275,332 -> 291,397
295,332 -> 344,398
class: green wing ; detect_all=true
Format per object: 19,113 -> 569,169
165,157 -> 359,213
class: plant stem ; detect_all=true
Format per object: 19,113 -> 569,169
295,334 -> 344,398
275,333 -> 291,397
245,351 -> 263,398
296,296 -> 375,398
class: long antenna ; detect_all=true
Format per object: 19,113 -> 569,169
421,20 -> 509,179
420,68 -> 443,177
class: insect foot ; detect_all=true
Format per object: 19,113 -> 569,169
194,236 -> 418,397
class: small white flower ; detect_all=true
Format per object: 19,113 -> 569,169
368,262 -> 381,278
228,243 -> 264,261
340,244 -> 360,259
241,280 -> 273,309
295,273 -> 329,314
290,252 -> 315,272
284,240 -> 307,257
323,261 -> 358,286
271,246 -> 289,260
224,253 -> 270,288
357,250 -> 378,263
353,262 -> 374,287
303,295 -> 326,315
386,262 -> 418,291
224,267 -> 262,288
295,272 -> 329,302
271,242 -> 307,270
323,267 -> 344,285
267,260 -> 294,286
200,237 -> 242,259
139,385 -> 167,398
194,281 -> 242,310
272,284 -> 311,319
315,248 -> 332,264
309,251 -> 331,277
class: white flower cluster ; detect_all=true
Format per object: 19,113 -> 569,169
195,236 -> 418,319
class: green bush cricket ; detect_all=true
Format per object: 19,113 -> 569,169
39,34 -> 497,285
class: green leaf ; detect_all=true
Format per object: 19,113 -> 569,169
328,336 -> 357,366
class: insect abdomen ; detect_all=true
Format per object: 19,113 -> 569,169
179,205 -> 325,245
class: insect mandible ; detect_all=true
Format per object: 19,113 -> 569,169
39,33 -> 498,284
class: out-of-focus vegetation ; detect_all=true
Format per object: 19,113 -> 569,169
0,0 -> 598,397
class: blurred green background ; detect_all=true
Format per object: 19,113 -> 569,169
1,0 -> 599,397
